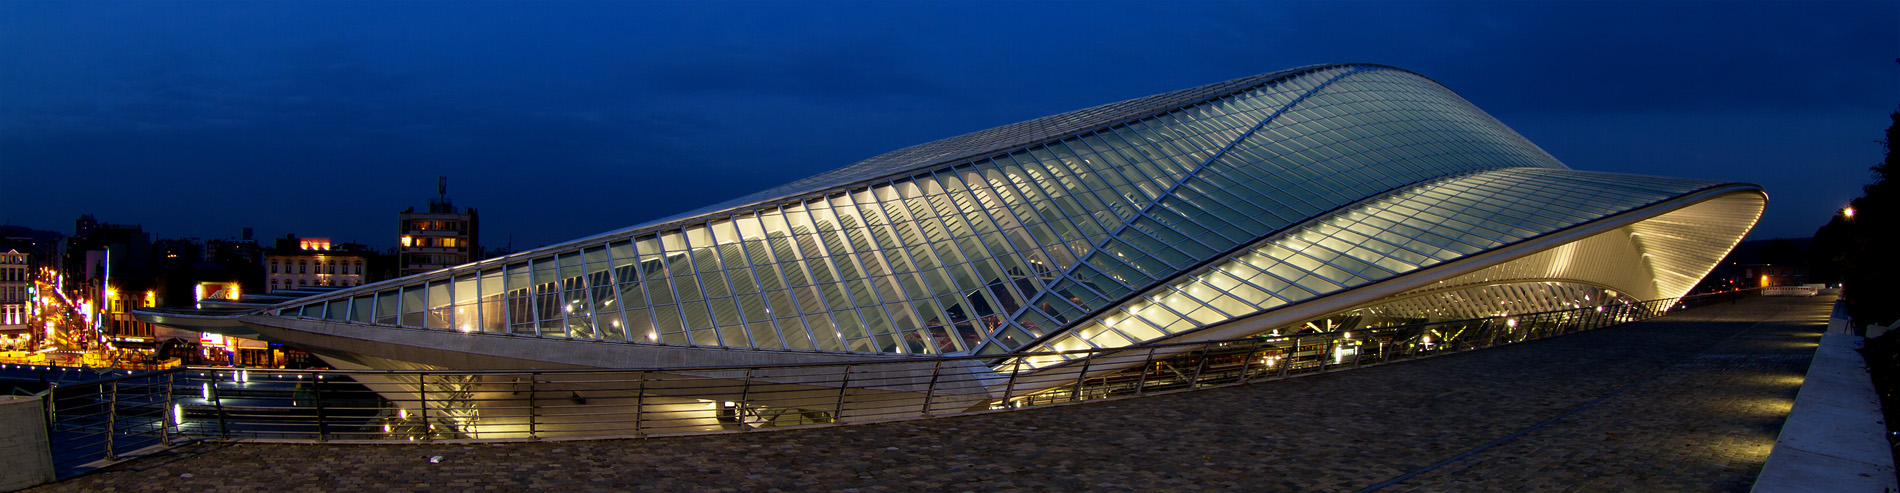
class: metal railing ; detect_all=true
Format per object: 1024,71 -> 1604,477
35,289 -> 1757,477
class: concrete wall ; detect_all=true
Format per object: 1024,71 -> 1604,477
0,395 -> 54,491
1752,334 -> 1897,492
243,315 -> 918,371
311,351 -> 1001,440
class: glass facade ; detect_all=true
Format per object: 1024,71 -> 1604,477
1012,167 -> 1740,365
1346,281 -> 1637,326
265,63 -> 1761,363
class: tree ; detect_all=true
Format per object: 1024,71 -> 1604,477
1811,106 -> 1900,326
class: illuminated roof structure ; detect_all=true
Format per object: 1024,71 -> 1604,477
142,63 -> 1763,383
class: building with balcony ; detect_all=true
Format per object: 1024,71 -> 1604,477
398,178 -> 479,277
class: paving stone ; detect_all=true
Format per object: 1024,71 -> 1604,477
28,296 -> 1828,492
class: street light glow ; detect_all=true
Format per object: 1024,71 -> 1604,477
1843,206 -> 1855,219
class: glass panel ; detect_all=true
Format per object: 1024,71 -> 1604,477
400,285 -> 426,328
780,318 -> 814,350
591,269 -> 623,341
806,314 -> 843,351
505,264 -> 535,335
747,321 -> 782,350
349,295 -> 374,323
655,305 -> 686,345
425,280 -> 451,330
710,297 -> 741,327
683,300 -> 712,331
626,308 -> 656,343
718,325 -> 750,349
322,301 -> 346,321
533,260 -> 563,338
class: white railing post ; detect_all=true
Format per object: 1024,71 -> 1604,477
1070,352 -> 1094,402
999,359 -> 1023,406
104,381 -> 118,461
1237,339 -> 1261,383
1134,347 -> 1158,395
920,360 -> 943,416
736,368 -> 754,432
632,370 -> 644,437
832,364 -> 852,423
418,373 -> 431,441
160,371 -> 174,445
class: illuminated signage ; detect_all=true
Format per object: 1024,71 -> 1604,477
196,281 -> 242,302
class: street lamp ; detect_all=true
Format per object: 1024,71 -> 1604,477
1844,206 -> 1855,219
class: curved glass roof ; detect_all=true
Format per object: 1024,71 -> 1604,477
259,63 -> 1757,363
1014,167 -> 1756,364
642,64 -> 1346,228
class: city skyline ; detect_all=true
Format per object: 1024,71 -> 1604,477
3,1 -> 1896,251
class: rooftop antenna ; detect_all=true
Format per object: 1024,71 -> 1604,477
429,176 -> 453,213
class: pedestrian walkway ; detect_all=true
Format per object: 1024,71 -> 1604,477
30,295 -> 1832,492
1377,295 -> 1830,491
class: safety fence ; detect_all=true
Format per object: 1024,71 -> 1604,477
35,289 -> 1757,477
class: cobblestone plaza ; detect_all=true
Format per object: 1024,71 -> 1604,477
57,294 -> 1826,492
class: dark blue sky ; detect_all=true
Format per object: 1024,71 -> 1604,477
2,1 -> 1895,250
